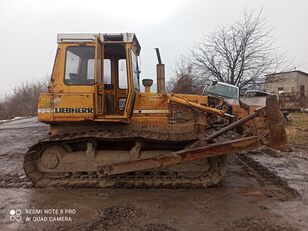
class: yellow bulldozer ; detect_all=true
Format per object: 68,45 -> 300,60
24,33 -> 288,188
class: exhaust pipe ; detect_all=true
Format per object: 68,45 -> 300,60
155,48 -> 165,94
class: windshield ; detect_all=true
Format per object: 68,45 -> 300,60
206,83 -> 238,99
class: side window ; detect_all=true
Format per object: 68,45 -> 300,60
104,59 -> 111,84
64,46 -> 95,84
131,50 -> 140,91
118,59 -> 127,89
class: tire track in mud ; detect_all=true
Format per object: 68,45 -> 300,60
235,152 -> 301,200
0,118 -> 48,189
0,172 -> 33,188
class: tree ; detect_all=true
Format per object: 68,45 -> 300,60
0,77 -> 49,120
167,56 -> 203,94
191,9 -> 290,90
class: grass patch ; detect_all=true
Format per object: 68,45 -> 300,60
286,113 -> 308,149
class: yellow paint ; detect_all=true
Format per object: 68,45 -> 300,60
37,34 -> 219,132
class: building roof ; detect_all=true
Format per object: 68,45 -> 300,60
265,70 -> 308,78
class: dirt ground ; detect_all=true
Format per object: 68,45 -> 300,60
0,116 -> 307,231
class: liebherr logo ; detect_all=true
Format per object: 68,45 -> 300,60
38,108 -> 94,114
54,108 -> 93,113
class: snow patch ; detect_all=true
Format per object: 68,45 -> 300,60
0,116 -> 27,124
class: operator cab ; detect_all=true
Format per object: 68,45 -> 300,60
53,33 -> 141,121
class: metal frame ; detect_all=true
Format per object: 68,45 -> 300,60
57,33 -> 140,54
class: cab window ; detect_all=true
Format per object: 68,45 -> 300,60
118,59 -> 127,89
64,46 -> 95,84
104,59 -> 111,84
131,50 -> 140,91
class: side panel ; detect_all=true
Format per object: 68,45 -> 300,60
38,93 -> 94,122
37,94 -> 54,122
132,92 -> 169,129
131,92 -> 208,133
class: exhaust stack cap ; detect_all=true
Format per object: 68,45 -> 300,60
142,79 -> 153,93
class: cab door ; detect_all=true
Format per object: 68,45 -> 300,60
94,40 -> 135,121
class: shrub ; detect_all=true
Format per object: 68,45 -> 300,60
0,78 -> 48,120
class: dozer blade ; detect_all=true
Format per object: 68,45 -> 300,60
99,136 -> 262,176
265,95 -> 289,151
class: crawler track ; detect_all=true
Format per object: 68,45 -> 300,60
24,130 -> 228,188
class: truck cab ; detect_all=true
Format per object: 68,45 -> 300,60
203,81 -> 239,99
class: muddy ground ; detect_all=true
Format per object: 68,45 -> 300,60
0,116 -> 307,231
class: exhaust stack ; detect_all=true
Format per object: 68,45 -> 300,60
155,48 -> 165,94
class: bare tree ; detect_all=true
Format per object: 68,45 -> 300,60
0,77 -> 49,120
168,56 -> 203,94
191,9 -> 291,90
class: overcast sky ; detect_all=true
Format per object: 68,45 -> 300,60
0,0 -> 307,98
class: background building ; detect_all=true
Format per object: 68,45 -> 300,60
266,70 -> 308,110
266,70 -> 308,96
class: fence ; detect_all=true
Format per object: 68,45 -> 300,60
279,91 -> 308,110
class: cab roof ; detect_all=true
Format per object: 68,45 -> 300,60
57,33 -> 141,54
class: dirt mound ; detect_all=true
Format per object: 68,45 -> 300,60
56,205 -> 145,231
56,205 -> 179,231
91,205 -> 145,228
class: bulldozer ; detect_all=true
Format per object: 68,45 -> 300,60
24,33 -> 288,188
